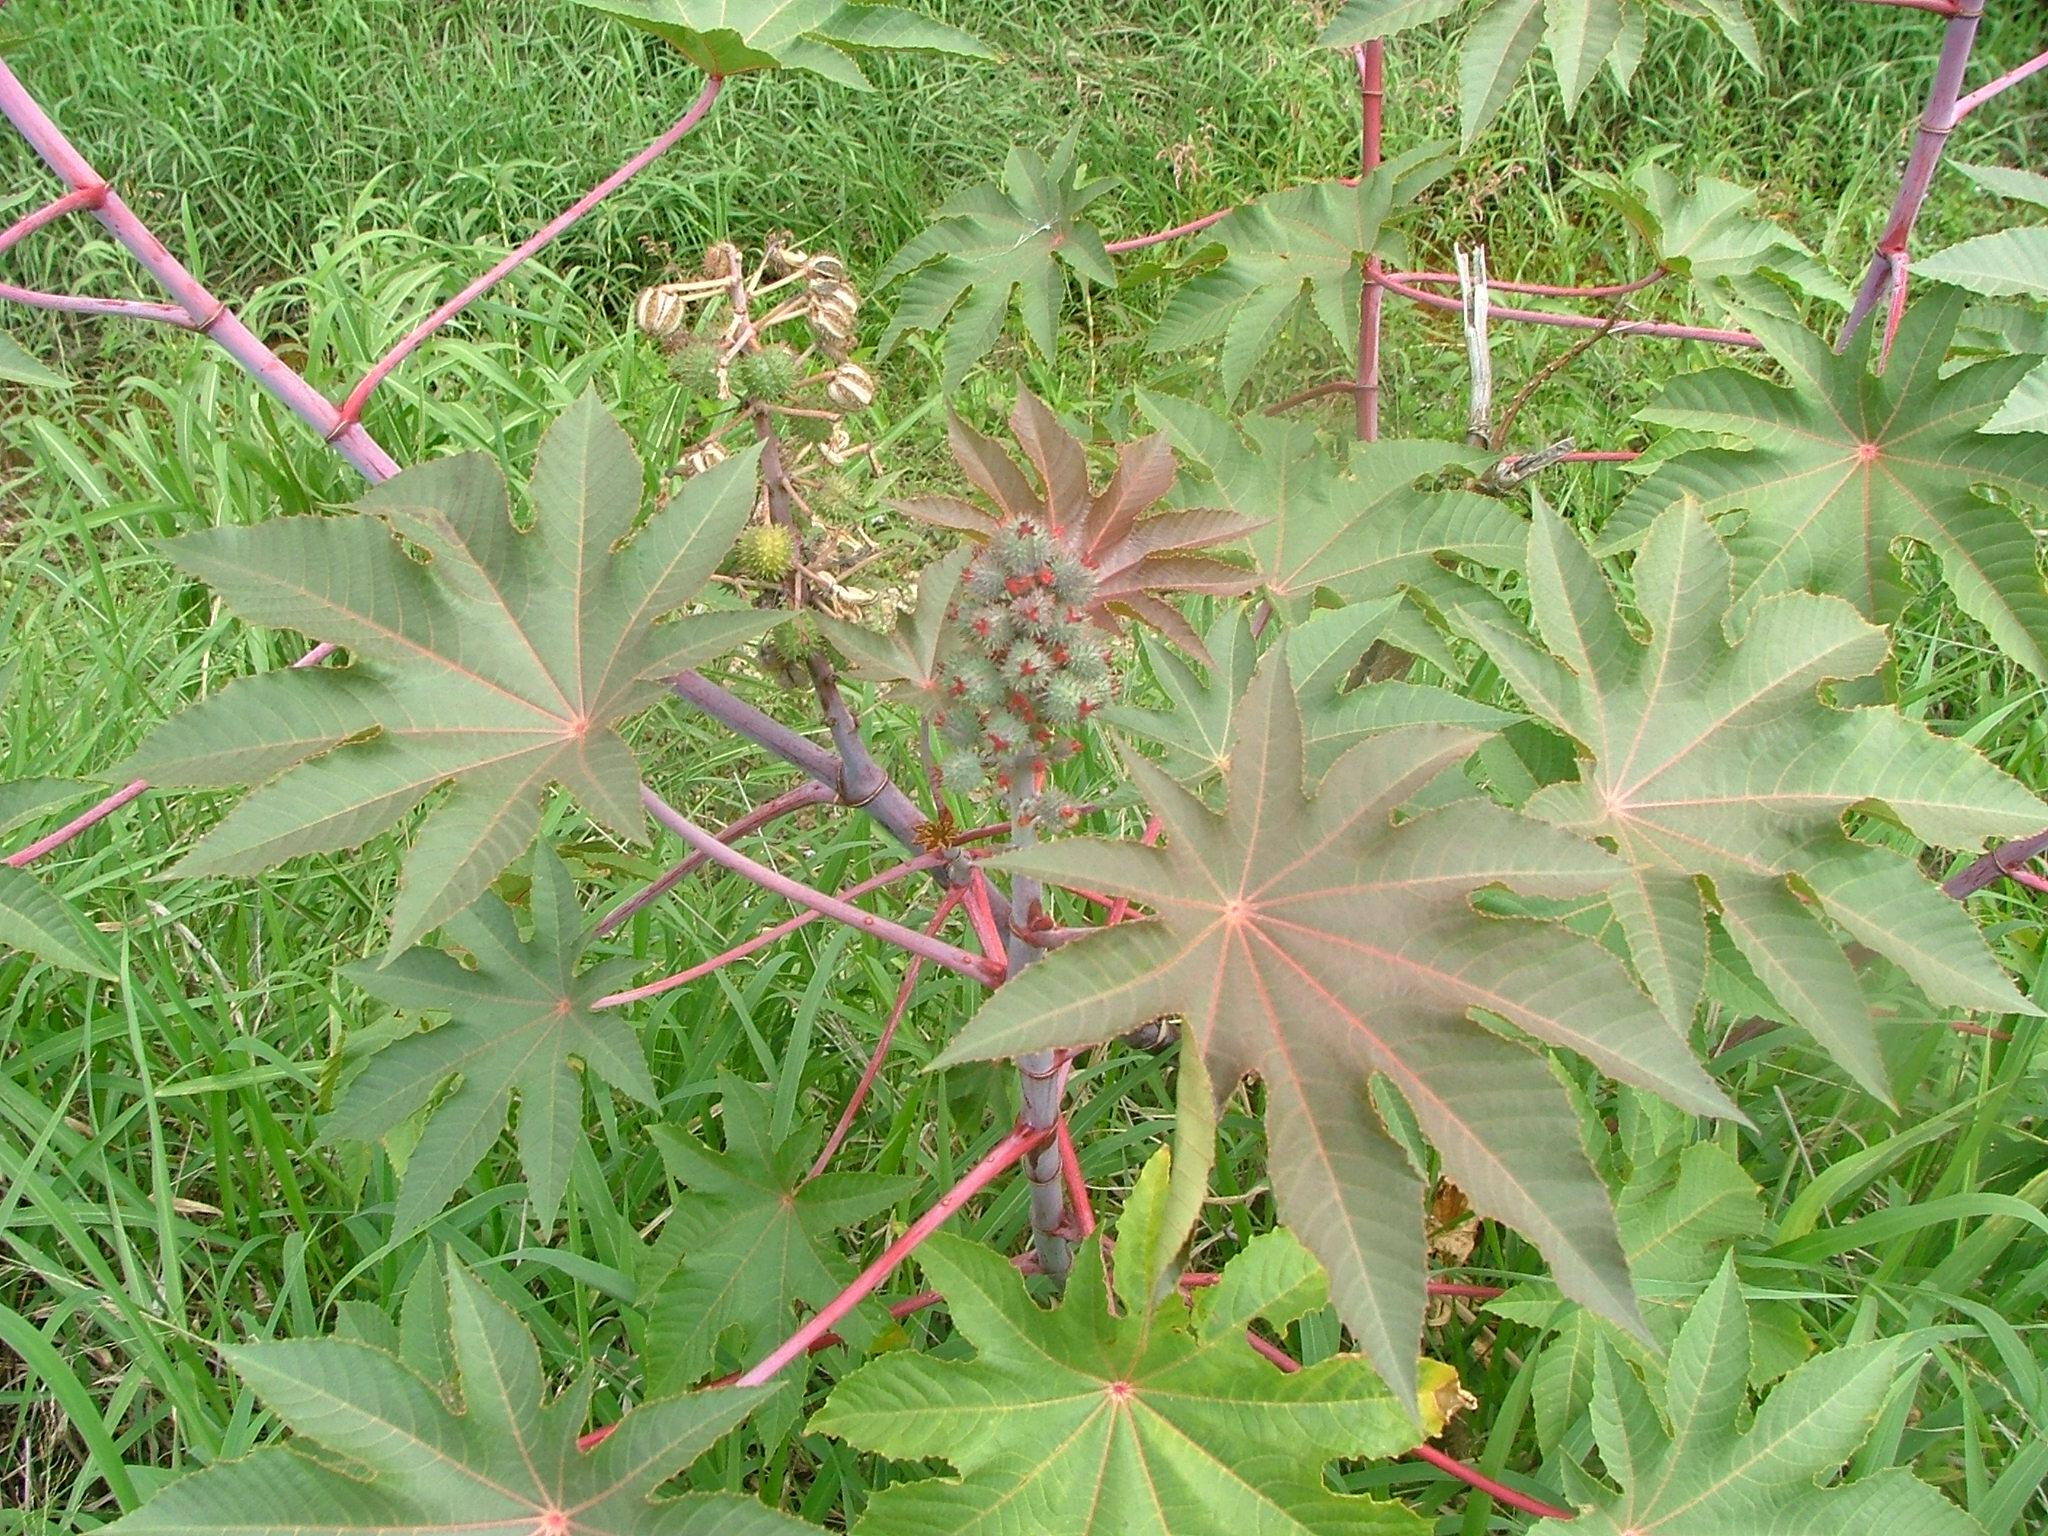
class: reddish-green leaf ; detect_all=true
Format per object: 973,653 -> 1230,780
101,1258 -> 813,1536
1466,500 -> 2045,1097
1611,292 -> 2048,679
938,648 -> 1733,1405
119,391 -> 767,952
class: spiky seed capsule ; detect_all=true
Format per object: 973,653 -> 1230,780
826,362 -> 876,412
784,409 -> 839,445
734,523 -> 797,582
939,750 -> 987,794
759,616 -> 818,687
666,336 -> 723,397
679,439 -> 729,478
809,471 -> 863,517
733,343 -> 803,402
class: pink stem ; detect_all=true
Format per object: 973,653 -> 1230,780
1410,1445 -> 1576,1521
0,58 -> 400,480
590,850 -> 947,1010
639,785 -> 1003,986
1382,268 -> 1668,299
734,1121 -> 1054,1387
0,281 -> 196,327
807,892 -> 962,1179
1057,1116 -> 1095,1237
1846,0 -> 1958,11
0,184 -> 104,258
2,779 -> 148,868
1426,1281 -> 1506,1299
597,779 -> 836,935
962,868 -> 1006,963
334,76 -> 723,429
1560,450 -> 1640,462
1354,42 -> 1386,441
2005,868 -> 2048,894
1953,45 -> 2048,120
1375,268 -> 1761,347
1101,208 -> 1234,255
1839,0 -> 1985,354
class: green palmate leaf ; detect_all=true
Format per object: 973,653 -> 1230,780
119,391 -> 767,953
938,648 -> 1734,1407
1489,1136 -> 1768,1448
642,1075 -> 917,1391
1460,0 -> 1546,145
0,328 -> 69,387
1467,502 -> 2044,1097
1138,392 -> 1523,633
814,1222 -> 1447,1536
1611,291 -> 2048,678
101,1258 -> 812,1536
1577,164 -> 1846,307
1920,228 -> 2048,302
813,545 -> 970,697
1318,0 -> 1463,44
0,866 -> 112,978
330,845 -> 652,1235
1953,162 -> 2048,210
1149,151 -> 1448,399
569,0 -> 989,82
1534,1256 -> 1983,1534
878,131 -> 1118,388
1108,603 -> 1515,795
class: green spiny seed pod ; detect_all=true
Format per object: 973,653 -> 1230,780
939,749 -> 988,794
965,558 -> 1009,605
952,656 -> 1005,712
734,523 -> 798,583
667,336 -> 723,397
758,615 -> 818,688
784,409 -> 839,445
809,471 -> 864,518
1002,643 -> 1050,686
1042,672 -> 1089,728
984,711 -> 1029,753
733,343 -> 803,402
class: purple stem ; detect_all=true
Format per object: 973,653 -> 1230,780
639,785 -> 1004,985
0,184 -> 103,257
1953,44 -> 2048,119
334,76 -> 723,429
1355,42 -> 1385,442
1838,0 -> 1986,354
596,778 -> 836,935
1376,268 -> 1761,347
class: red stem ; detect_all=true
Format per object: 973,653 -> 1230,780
639,786 -> 1002,986
2,779 -> 148,869
807,891 -> 962,1179
590,849 -> 948,1010
1101,208 -> 1234,255
1839,0 -> 1985,354
597,779 -> 836,935
1354,42 -> 1385,442
1953,45 -> 2048,120
1375,268 -> 1761,347
734,1121 -> 1054,1387
0,184 -> 104,257
1560,450 -> 1639,462
1845,0 -> 1959,12
1057,1116 -> 1095,1238
334,76 -> 723,429
0,281 -> 198,328
1383,268 -> 1667,299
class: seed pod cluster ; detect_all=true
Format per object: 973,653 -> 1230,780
932,519 -> 1113,793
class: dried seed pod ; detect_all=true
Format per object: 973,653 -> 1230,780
818,424 -> 858,466
807,305 -> 854,348
635,282 -> 707,340
805,252 -> 847,283
678,440 -> 730,478
763,232 -> 811,277
808,276 -> 861,315
826,362 -> 876,411
701,241 -> 743,280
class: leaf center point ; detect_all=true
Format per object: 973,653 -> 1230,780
1106,1379 -> 1134,1401
537,1508 -> 570,1536
1854,439 -> 1882,464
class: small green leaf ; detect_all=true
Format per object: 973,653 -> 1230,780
814,546 -> 971,696
569,0 -> 984,77
329,845 -> 654,1234
1986,356 -> 2048,434
0,866 -> 112,978
1319,0 -> 1464,46
1535,1256 -> 1983,1534
642,1075 -> 917,1390
815,1228 -> 1434,1535
1919,227 -> 2048,301
1460,0 -> 1545,145
1953,162 -> 2048,210
100,1257 -> 813,1536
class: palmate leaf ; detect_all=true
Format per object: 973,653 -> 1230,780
1576,164 -> 1846,308
642,1075 -> 917,1391
814,1217 -> 1445,1536
1470,502 -> 2044,1097
813,546 -> 971,697
1986,357 -> 2048,435
1107,602 -> 1515,795
1321,0 -> 1763,141
1534,1256 -> 1982,1535
938,648 -> 1734,1407
330,845 -> 652,1235
1149,152 -> 1447,400
102,1257 -> 813,1536
1609,291 -> 2048,677
119,391 -> 768,953
569,0 -> 989,85
878,131 -> 1118,389
1920,228 -> 2048,302
1138,391 -> 1524,644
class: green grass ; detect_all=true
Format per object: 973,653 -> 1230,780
3,0 -> 2047,1531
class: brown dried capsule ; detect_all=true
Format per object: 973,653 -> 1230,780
678,440 -> 730,478
826,362 -> 876,411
